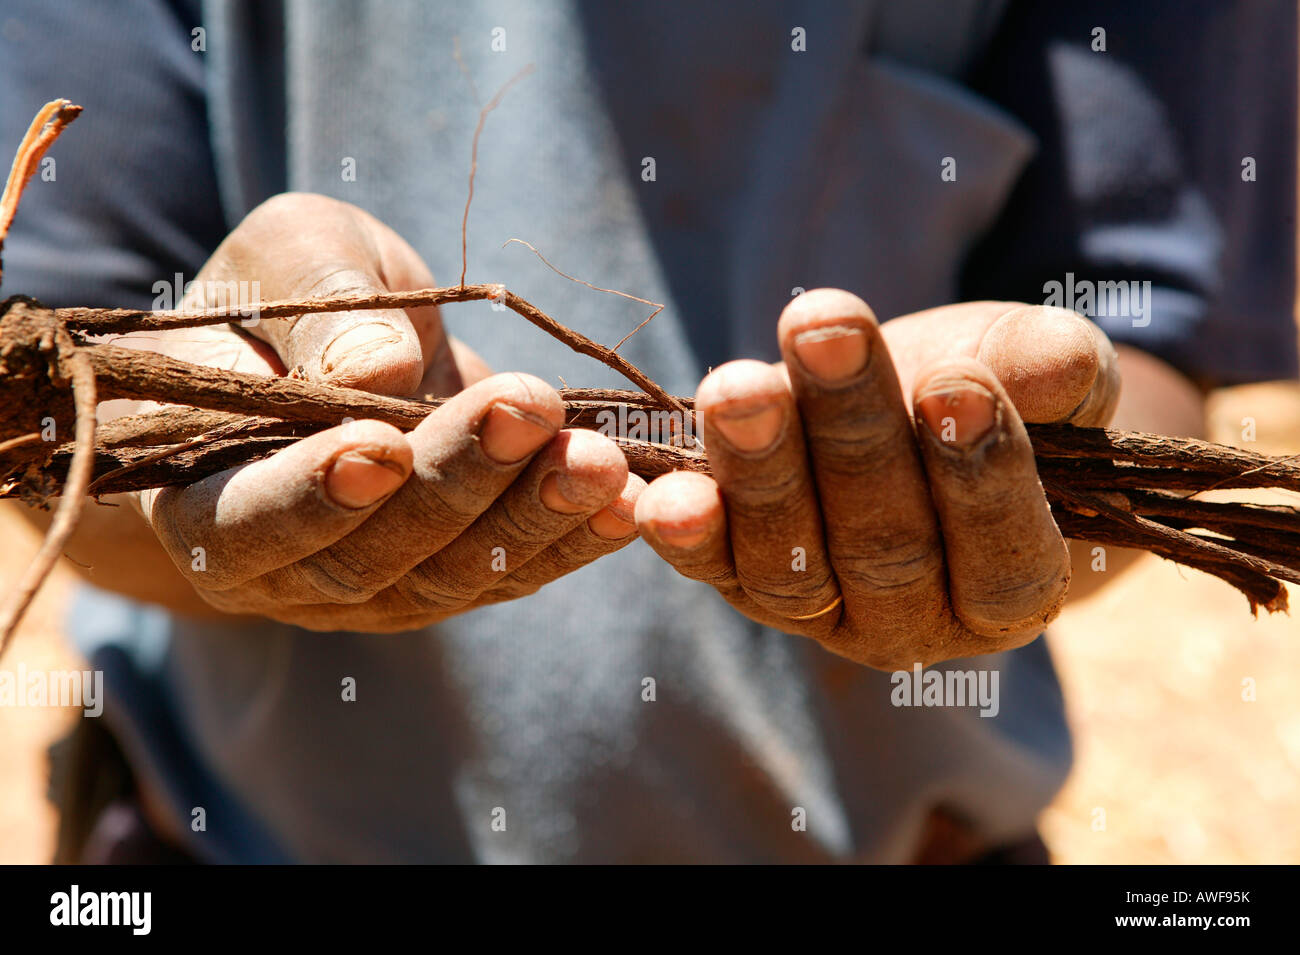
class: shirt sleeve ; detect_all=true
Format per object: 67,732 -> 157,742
0,0 -> 227,310
961,0 -> 1298,389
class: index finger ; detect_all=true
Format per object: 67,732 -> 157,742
140,419 -> 413,591
777,289 -> 953,666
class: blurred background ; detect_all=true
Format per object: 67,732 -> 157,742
4,379 -> 1300,862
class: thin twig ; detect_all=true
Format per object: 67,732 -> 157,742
451,37 -> 481,108
0,99 -> 82,286
58,287 -> 689,415
0,432 -> 40,455
503,238 -> 665,352
1181,450 -> 1300,501
459,64 -> 535,287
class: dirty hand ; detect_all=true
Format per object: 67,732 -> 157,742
635,289 -> 1120,669
131,193 -> 640,631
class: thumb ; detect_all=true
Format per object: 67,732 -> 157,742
974,304 -> 1121,427
198,193 -> 457,397
272,264 -> 427,396
882,299 -> 1121,428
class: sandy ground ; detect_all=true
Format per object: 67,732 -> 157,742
3,383 -> 1300,863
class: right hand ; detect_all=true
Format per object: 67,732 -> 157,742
125,193 -> 642,631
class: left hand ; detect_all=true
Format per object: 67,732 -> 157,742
634,289 -> 1120,670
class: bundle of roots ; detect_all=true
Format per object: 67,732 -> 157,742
3,98 -> 1299,656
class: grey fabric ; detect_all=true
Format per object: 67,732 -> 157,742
5,0 -> 1288,862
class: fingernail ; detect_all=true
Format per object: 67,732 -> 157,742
917,383 -> 997,448
650,522 -> 710,549
588,500 -> 637,540
710,400 -> 784,453
539,471 -> 609,514
321,322 -> 405,375
479,403 -> 556,464
325,450 -> 406,508
793,325 -> 869,384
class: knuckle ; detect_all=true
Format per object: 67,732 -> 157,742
298,266 -> 381,301
804,412 -> 916,478
833,532 -> 944,593
666,553 -> 738,590
498,492 -> 568,540
754,592 -> 841,621
722,466 -> 807,509
739,570 -> 838,615
405,471 -> 491,532
695,564 -> 741,590
560,529 -> 627,564
389,561 -> 474,613
295,556 -> 379,604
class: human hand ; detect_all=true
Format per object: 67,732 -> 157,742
635,289 -> 1120,669
129,193 -> 641,630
